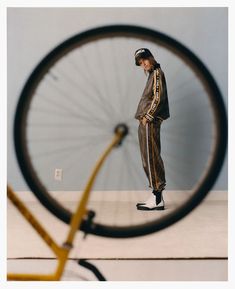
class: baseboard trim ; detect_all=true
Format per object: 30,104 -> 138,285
12,190 -> 228,203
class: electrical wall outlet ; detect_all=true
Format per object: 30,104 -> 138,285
54,168 -> 63,181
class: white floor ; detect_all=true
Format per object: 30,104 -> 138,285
7,191 -> 228,281
7,259 -> 227,281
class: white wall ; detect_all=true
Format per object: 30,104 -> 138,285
7,7 -> 228,191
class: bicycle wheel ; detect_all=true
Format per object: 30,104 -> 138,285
14,25 -> 227,238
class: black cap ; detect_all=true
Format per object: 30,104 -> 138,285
134,48 -> 153,66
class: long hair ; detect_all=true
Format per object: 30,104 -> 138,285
144,56 -> 158,75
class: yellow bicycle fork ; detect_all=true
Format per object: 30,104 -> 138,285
7,125 -> 128,281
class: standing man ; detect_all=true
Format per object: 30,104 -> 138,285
134,48 -> 170,210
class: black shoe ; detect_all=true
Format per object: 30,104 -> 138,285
136,193 -> 155,207
153,190 -> 163,204
136,202 -> 146,206
137,202 -> 165,211
137,192 -> 165,210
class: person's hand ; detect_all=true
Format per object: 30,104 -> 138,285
141,116 -> 147,126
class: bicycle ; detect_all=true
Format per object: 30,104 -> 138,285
8,24 -> 227,280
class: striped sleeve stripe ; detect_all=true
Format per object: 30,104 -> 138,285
146,68 -> 161,119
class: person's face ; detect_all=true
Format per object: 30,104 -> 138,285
139,58 -> 152,71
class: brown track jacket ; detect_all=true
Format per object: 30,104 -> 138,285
135,64 -> 170,122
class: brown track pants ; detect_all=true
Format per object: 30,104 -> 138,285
138,120 -> 166,191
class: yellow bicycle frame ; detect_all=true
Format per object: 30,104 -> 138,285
7,129 -> 125,281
